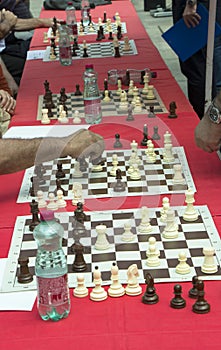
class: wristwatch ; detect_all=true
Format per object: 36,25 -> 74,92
207,100 -> 221,124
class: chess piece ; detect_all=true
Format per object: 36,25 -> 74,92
72,182 -> 84,206
201,247 -> 218,274
55,178 -> 67,197
36,190 -> 47,209
138,206 -> 152,233
188,275 -> 199,299
163,143 -> 175,163
108,263 -> 125,297
168,101 -> 178,118
73,110 -> 81,124
114,133 -> 123,148
103,90 -> 111,102
141,124 -> 148,146
175,251 -> 191,274
110,153 -> 118,177
121,222 -> 134,242
146,237 -> 160,267
94,224 -> 110,250
148,105 -> 156,118
47,192 -> 58,211
29,199 -> 40,231
125,264 -> 142,296
146,85 -> 155,99
170,284 -> 186,309
73,160 -> 83,178
183,188 -> 198,222
172,164 -> 186,185
123,36 -> 130,51
145,140 -> 156,164
17,256 -> 33,284
73,274 -> 88,298
160,196 -> 170,222
113,169 -> 126,192
142,73 -> 149,94
41,108 -> 50,124
56,162 -> 65,179
162,209 -> 178,239
58,110 -> 69,123
142,273 -> 159,305
192,280 -> 210,314
152,126 -> 161,140
56,189 -> 67,208
90,266 -> 108,301
126,104 -> 134,121
75,84 -> 82,96
72,242 -> 87,272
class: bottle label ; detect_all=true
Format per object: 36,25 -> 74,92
37,274 -> 69,306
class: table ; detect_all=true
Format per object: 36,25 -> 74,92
1,1 -> 221,349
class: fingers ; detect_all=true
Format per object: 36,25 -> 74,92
183,13 -> 201,28
0,90 -> 16,113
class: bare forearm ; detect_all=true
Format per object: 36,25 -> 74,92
14,17 -> 52,31
0,137 -> 67,174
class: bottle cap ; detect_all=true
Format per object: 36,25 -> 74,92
85,64 -> 94,69
67,1 -> 74,5
40,210 -> 55,221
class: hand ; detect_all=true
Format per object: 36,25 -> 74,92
1,9 -> 18,28
40,18 -> 59,28
63,129 -> 105,160
194,115 -> 221,152
0,89 -> 16,114
183,4 -> 201,28
6,78 -> 18,98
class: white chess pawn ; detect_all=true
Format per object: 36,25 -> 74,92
73,274 -> 88,298
162,209 -> 179,239
146,85 -> 155,100
163,143 -> 174,163
58,110 -> 69,124
119,90 -> 128,110
121,221 -> 134,242
36,190 -> 47,208
110,154 -> 118,177
130,163 -> 141,180
128,80 -> 134,95
72,182 -> 84,206
146,237 -> 160,267
108,263 -> 125,297
56,189 -> 67,208
138,206 -> 152,233
123,36 -> 130,51
41,108 -> 50,124
103,90 -> 111,103
133,97 -> 142,113
117,78 -> 122,95
94,224 -> 110,250
145,140 -> 156,163
160,196 -> 170,222
47,192 -> 58,211
73,110 -> 81,124
201,247 -> 218,274
175,251 -> 191,274
125,264 -> 142,296
183,188 -> 198,221
90,266 -> 108,301
172,163 -> 186,185
73,161 -> 83,178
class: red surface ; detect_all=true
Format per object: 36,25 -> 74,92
1,1 -> 221,349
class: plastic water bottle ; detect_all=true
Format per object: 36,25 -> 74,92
58,25 -> 72,66
33,210 -> 71,321
65,1 -> 78,39
81,0 -> 90,26
83,64 -> 102,124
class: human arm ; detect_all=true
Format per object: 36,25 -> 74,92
194,92 -> 221,152
0,64 -> 16,113
0,60 -> 18,97
183,0 -> 201,28
0,129 -> 105,174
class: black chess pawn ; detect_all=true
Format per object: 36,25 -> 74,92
102,11 -> 107,23
117,25 -> 122,40
100,25 -> 105,39
170,284 -> 186,309
114,133 -> 123,148
152,126 -> 161,140
108,30 -> 113,40
46,105 -> 54,118
148,105 -> 156,118
192,280 -> 210,314
140,70 -> 145,84
73,37 -> 79,50
56,162 -> 66,179
72,242 -> 87,272
141,124 -> 148,146
96,29 -> 102,41
72,46 -> 78,57
114,45 -> 121,58
75,84 -> 82,96
142,273 -> 159,305
83,47 -> 89,57
168,101 -> 178,118
29,199 -> 40,232
126,104 -> 134,121
189,276 -> 199,299
17,256 -> 33,284
113,169 -> 126,192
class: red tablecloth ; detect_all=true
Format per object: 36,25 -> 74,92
1,1 -> 221,349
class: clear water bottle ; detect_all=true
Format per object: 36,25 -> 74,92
65,1 -> 78,39
81,0 -> 90,26
58,25 -> 72,66
33,210 -> 70,321
83,64 -> 102,124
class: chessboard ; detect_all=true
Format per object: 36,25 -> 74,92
43,39 -> 137,62
47,22 -> 127,38
17,147 -> 195,203
2,205 -> 221,293
37,88 -> 167,120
